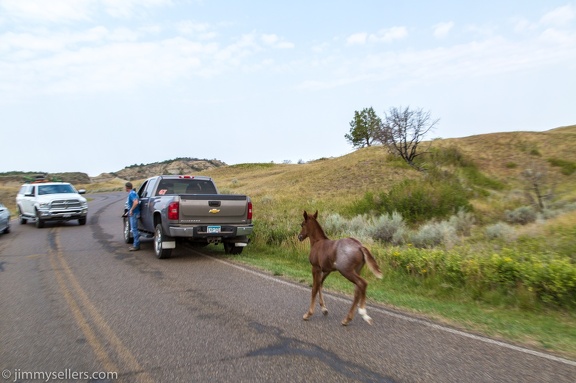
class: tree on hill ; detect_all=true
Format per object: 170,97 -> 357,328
345,107 -> 382,148
522,162 -> 556,211
378,106 -> 438,169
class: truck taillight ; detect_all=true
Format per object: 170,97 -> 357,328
247,201 -> 253,220
168,201 -> 179,220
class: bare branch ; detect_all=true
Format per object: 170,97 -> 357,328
378,106 -> 438,169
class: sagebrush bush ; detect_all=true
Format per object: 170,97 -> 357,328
485,222 -> 516,241
348,215 -> 373,238
410,221 -> 458,249
322,213 -> 349,236
368,212 -> 406,244
505,206 -> 537,225
449,208 -> 476,236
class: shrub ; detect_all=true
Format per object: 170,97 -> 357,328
380,178 -> 472,224
369,212 -> 406,245
410,221 -> 458,249
485,222 -> 516,241
322,213 -> 349,236
547,158 -> 576,176
251,217 -> 296,247
385,245 -> 576,308
449,208 -> 476,236
505,206 -> 537,225
348,214 -> 373,238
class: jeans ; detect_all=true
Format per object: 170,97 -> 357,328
129,214 -> 140,248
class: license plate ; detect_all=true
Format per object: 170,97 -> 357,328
207,226 -> 221,234
63,214 -> 71,218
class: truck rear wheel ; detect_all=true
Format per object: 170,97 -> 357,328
123,218 -> 133,244
224,242 -> 244,255
154,223 -> 172,259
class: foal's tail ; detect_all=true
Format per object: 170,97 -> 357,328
361,246 -> 383,279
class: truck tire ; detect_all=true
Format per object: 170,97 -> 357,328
35,209 -> 45,228
78,217 -> 87,225
123,218 -> 133,244
224,242 -> 244,255
154,223 -> 172,259
18,206 -> 27,224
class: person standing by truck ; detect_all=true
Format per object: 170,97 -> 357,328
125,182 -> 141,251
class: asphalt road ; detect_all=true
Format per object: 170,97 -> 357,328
0,192 -> 575,383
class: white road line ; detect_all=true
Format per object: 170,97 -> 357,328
205,254 -> 576,368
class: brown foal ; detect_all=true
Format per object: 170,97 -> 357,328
298,210 -> 383,325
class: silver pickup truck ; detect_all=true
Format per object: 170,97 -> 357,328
123,175 -> 253,259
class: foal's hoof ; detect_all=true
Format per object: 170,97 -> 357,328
321,308 -> 328,316
359,308 -> 373,325
303,313 -> 312,321
341,319 -> 350,326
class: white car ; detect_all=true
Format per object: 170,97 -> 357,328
16,182 -> 88,228
0,202 -> 10,234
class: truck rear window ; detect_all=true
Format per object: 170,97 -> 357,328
156,179 -> 217,196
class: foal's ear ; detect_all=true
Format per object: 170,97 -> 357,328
313,210 -> 318,219
303,210 -> 308,220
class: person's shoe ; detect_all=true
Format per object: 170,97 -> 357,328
128,246 -> 140,251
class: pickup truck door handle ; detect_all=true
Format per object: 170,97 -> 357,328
209,201 -> 221,207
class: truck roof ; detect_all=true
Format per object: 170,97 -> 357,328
157,175 -> 212,180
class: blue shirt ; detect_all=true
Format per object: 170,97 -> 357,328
127,189 -> 140,216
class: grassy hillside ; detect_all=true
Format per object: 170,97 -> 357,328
199,125 -> 576,220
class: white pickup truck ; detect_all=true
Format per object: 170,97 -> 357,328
16,181 -> 88,228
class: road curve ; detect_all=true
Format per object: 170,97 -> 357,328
0,192 -> 574,383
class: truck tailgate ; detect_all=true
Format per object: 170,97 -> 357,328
179,195 -> 250,224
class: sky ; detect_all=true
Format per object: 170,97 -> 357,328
1,1 -> 575,176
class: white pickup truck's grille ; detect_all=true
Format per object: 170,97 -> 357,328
50,199 -> 82,210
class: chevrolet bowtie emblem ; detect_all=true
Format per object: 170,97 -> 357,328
209,209 -> 221,214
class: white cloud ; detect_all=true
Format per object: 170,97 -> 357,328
177,20 -> 210,34
540,4 -> 575,27
101,0 -> 173,18
346,32 -> 368,45
433,21 -> 454,38
0,0 -> 93,22
261,33 -> 294,49
512,17 -> 532,33
369,26 -> 407,43
261,33 -> 279,45
0,0 -> 173,22
346,27 -> 406,45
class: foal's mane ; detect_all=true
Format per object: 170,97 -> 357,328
306,212 -> 329,240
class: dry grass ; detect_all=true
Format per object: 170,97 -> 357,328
2,125 -> 576,219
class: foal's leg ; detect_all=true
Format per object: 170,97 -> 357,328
340,272 -> 369,326
303,266 -> 322,320
357,288 -> 373,325
354,264 -> 373,325
318,271 -> 330,316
